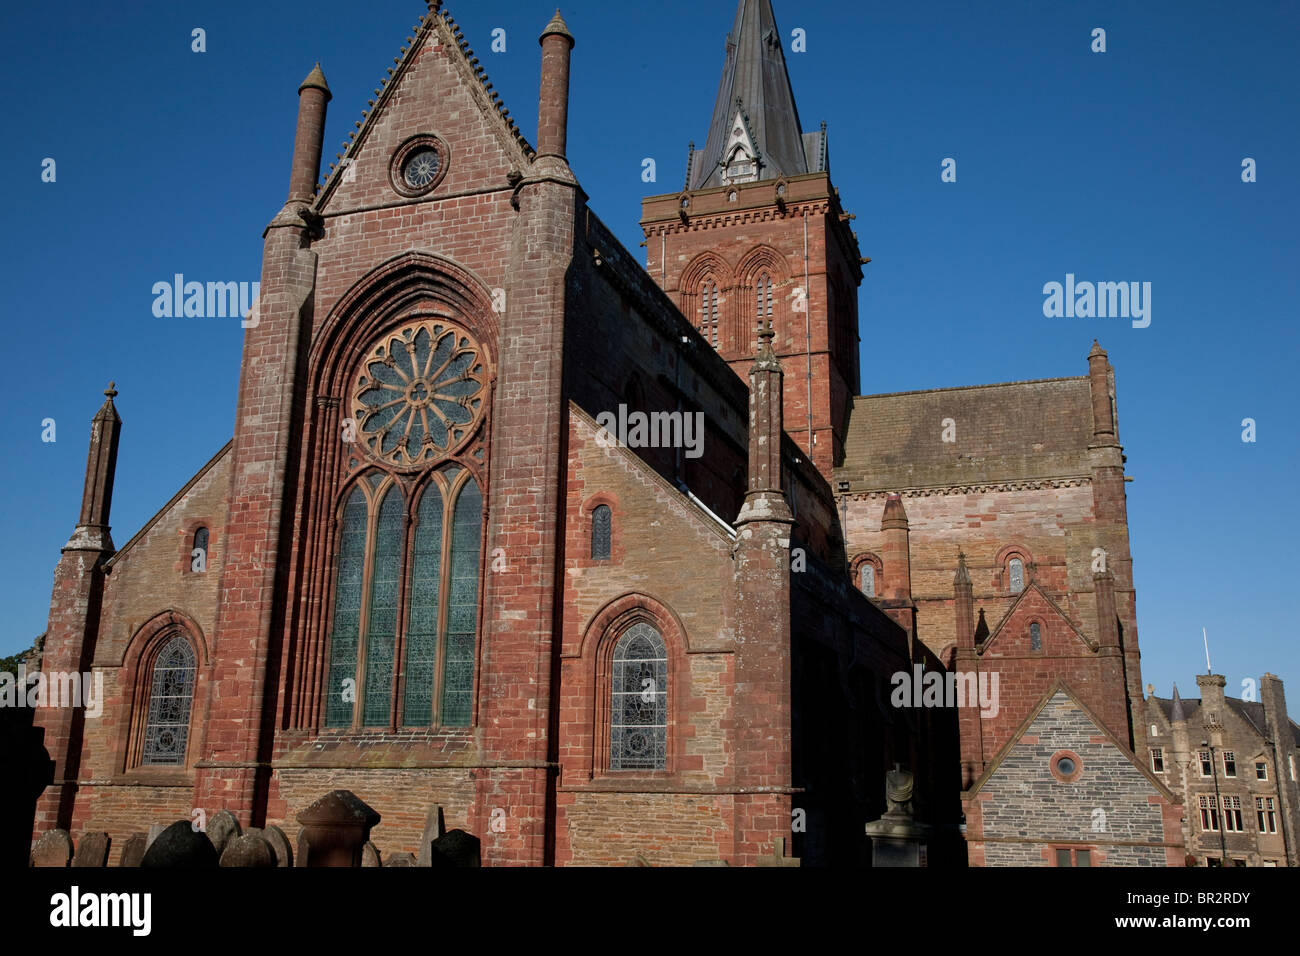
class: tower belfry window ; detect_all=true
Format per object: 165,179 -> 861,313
756,272 -> 773,332
699,279 -> 719,347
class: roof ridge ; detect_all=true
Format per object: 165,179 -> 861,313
854,376 -> 1089,402
103,440 -> 234,570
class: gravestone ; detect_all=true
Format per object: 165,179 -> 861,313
140,820 -> 219,868
220,833 -> 277,868
118,833 -> 148,867
385,851 -> 416,867
428,829 -> 482,867
863,766 -> 931,867
362,842 -> 381,867
755,837 -> 800,867
30,829 -> 73,867
0,704 -> 54,869
295,790 -> 380,867
146,824 -> 165,849
263,825 -> 293,868
71,831 -> 111,867
205,810 -> 241,857
416,805 -> 446,866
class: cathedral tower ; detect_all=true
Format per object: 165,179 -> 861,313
641,0 -> 865,479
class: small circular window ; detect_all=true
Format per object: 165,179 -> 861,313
402,148 -> 441,189
390,135 -> 449,197
1051,750 -> 1084,782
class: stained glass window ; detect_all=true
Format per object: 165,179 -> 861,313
142,636 -> 196,766
441,479 -> 481,727
860,563 -> 875,596
591,505 -> 611,560
1030,622 -> 1042,651
1008,558 -> 1024,593
610,623 -> 667,771
403,484 -> 444,726
325,487 -> 367,728
362,488 -> 403,726
352,321 -> 486,467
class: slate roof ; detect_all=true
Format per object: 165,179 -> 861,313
836,377 -> 1094,491
688,0 -> 824,190
1151,693 -> 1300,747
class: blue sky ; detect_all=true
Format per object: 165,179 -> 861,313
2,0 -> 1296,704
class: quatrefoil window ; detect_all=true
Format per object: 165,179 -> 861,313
352,320 -> 485,467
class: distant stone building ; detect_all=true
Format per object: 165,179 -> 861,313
1146,674 -> 1300,866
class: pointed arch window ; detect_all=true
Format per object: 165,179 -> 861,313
142,637 -> 197,766
591,504 -> 612,560
755,271 -> 773,334
699,278 -> 720,347
325,469 -> 483,730
1030,621 -> 1042,651
610,623 -> 667,771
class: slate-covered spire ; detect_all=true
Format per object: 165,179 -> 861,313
1170,683 -> 1186,723
688,0 -> 823,190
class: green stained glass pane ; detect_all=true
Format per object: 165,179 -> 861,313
362,488 -> 403,726
403,484 -> 444,726
441,479 -> 481,727
325,487 -> 368,727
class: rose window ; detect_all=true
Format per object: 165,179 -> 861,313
352,320 -> 485,467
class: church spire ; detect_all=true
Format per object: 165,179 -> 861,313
687,0 -> 823,190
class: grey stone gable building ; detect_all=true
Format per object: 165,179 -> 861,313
964,681 -> 1184,867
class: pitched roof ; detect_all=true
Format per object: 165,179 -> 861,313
966,678 -> 1179,803
103,441 -> 233,570
979,581 -> 1095,654
836,377 -> 1094,491
1151,692 -> 1300,747
687,0 -> 821,190
314,2 -> 535,205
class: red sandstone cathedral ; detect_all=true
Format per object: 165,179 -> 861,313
31,0 -> 1185,866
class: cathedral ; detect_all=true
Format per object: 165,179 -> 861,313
31,0 -> 1185,866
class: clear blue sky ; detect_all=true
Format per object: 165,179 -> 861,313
2,1 -> 1296,705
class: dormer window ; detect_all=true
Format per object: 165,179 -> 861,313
722,109 -> 759,185
726,146 -> 756,183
